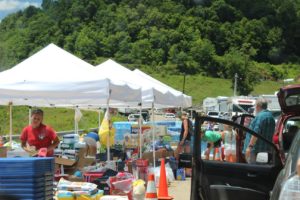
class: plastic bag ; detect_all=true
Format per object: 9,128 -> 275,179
132,179 -> 145,200
148,162 -> 175,186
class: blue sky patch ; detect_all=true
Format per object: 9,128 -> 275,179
0,0 -> 42,21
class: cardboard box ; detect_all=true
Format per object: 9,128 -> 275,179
142,149 -> 174,164
0,147 -> 7,158
55,148 -> 95,175
55,157 -> 76,166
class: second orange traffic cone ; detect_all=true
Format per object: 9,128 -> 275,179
145,173 -> 158,200
214,148 -> 221,161
158,159 -> 173,200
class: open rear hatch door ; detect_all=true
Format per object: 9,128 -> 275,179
277,84 -> 300,115
191,115 -> 283,200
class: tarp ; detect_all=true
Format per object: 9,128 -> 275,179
0,44 -> 141,107
95,59 -> 188,108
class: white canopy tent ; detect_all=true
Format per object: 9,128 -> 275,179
95,59 -> 192,164
95,59 -> 185,108
0,44 -> 141,107
0,44 -> 142,158
132,69 -> 192,108
0,79 -> 141,107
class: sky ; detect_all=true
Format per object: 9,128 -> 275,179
0,0 -> 42,21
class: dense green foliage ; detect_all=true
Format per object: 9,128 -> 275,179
0,0 -> 300,95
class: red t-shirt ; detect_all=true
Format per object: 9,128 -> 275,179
20,124 -> 57,156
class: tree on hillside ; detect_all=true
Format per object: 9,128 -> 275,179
0,0 -> 299,93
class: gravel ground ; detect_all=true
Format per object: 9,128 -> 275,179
168,177 -> 191,200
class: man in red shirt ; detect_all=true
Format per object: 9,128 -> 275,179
20,108 -> 60,156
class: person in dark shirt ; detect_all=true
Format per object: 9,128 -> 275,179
176,112 -> 192,160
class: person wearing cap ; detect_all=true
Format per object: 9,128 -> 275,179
20,108 -> 60,157
176,111 -> 192,160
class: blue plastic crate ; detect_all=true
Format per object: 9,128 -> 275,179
0,181 -> 53,189
0,174 -> 53,182
0,158 -> 54,175
0,170 -> 54,177
0,193 -> 53,200
0,188 -> 53,199
0,186 -> 53,193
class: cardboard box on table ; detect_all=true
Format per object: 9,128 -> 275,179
0,147 -> 7,157
55,147 -> 95,175
142,149 -> 174,165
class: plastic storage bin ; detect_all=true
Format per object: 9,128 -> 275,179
0,158 -> 54,200
84,172 -> 104,183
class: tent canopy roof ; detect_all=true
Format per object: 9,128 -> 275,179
95,59 -> 188,108
0,44 -> 141,107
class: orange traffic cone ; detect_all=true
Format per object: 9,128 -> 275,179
214,148 -> 221,161
145,173 -> 158,200
158,159 -> 173,200
221,145 -> 225,160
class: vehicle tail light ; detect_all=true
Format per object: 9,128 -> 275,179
279,159 -> 300,200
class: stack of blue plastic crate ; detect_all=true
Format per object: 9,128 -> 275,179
0,157 -> 54,200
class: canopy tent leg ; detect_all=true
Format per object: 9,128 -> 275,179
9,102 -> 13,148
98,108 -> 101,129
139,104 -> 143,159
74,107 -> 77,135
107,90 -> 111,161
28,106 -> 32,125
152,103 -> 156,169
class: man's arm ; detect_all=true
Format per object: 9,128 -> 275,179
248,136 -> 258,148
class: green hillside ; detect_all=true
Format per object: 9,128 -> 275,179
152,74 -> 233,106
151,73 -> 299,105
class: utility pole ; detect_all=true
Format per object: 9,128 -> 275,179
182,73 -> 186,93
234,73 -> 238,96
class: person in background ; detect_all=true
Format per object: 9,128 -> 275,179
84,131 -> 100,156
222,124 -> 237,162
20,108 -> 60,157
176,111 -> 192,160
243,98 -> 275,164
201,129 -> 223,160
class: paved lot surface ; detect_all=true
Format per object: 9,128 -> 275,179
168,177 -> 191,200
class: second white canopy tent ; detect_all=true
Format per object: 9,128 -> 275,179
95,59 -> 191,108
95,59 -> 192,165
